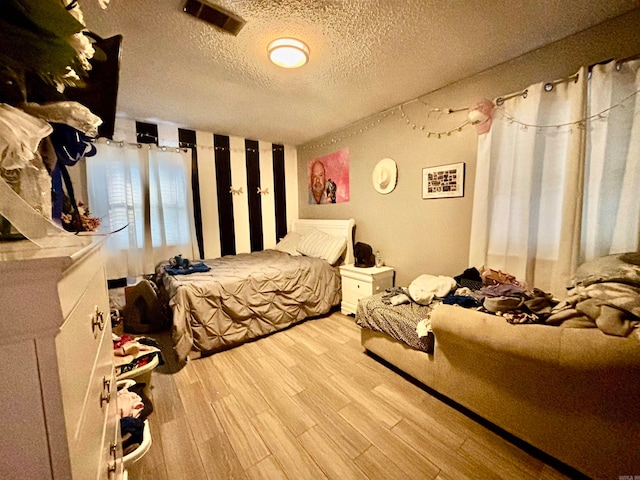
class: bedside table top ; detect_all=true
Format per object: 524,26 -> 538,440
339,263 -> 394,274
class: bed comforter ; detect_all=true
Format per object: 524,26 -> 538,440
157,249 -> 341,361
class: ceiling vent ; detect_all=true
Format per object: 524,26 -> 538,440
183,0 -> 245,36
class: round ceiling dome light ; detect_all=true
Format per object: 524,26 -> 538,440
268,38 -> 309,68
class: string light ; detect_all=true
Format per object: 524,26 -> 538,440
398,104 -> 470,138
299,108 -> 400,150
495,87 -> 640,132
299,99 -> 473,150
302,80 -> 638,149
105,60 -> 638,152
93,133 -> 285,154
416,99 -> 468,117
93,137 -> 190,152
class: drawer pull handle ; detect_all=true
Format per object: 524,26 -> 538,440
92,307 -> 105,334
108,442 -> 118,475
100,377 -> 111,408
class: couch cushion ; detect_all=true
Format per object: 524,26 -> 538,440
431,304 -> 640,371
431,304 -> 562,366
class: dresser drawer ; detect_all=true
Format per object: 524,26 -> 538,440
103,385 -> 124,479
56,264 -> 110,441
68,330 -> 115,479
58,245 -> 105,319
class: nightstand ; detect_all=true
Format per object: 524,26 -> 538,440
339,263 -> 395,315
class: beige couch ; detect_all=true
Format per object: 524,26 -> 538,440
361,303 -> 640,480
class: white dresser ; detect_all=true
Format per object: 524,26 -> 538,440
0,237 -> 123,479
339,263 -> 395,315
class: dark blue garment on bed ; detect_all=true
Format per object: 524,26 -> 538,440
442,295 -> 480,308
164,262 -> 211,275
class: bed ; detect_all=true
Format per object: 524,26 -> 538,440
157,218 -> 355,361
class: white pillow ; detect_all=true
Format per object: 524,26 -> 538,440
297,229 -> 347,265
274,231 -> 302,256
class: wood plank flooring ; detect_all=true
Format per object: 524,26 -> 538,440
125,312 -> 575,480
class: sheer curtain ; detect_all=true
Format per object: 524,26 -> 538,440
470,67 -> 587,295
86,142 -> 197,279
582,58 -> 640,261
470,59 -> 640,295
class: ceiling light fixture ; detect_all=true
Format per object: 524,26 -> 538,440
268,38 -> 309,68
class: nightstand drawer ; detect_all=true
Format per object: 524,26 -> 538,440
342,276 -> 375,301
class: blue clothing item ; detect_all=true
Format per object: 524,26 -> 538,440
49,123 -> 96,165
442,295 -> 480,308
49,123 -> 97,226
120,416 -> 145,452
165,261 -> 211,275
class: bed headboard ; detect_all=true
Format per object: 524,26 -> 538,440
291,218 -> 356,265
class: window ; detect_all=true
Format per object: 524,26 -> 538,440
87,143 -> 196,278
470,59 -> 640,294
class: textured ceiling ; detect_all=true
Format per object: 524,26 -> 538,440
80,0 -> 639,145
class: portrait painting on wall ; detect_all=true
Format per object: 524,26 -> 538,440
308,148 -> 350,204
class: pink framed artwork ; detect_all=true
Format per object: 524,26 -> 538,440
308,148 -> 350,204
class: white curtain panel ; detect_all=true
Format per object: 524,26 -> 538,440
582,58 -> 640,261
470,67 -> 588,296
87,142 -> 197,278
147,147 -> 198,267
471,58 -> 640,296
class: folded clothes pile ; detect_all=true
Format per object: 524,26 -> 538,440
546,252 -> 640,336
113,334 -> 164,377
164,254 -> 211,275
381,266 -> 560,327
381,274 -> 458,306
117,381 -> 154,456
475,284 -> 557,324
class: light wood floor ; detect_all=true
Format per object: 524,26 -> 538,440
125,311 -> 576,480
